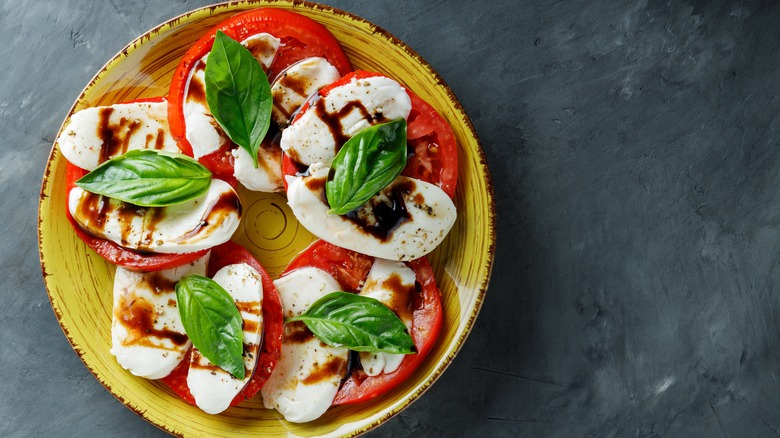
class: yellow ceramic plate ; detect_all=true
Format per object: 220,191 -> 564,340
38,1 -> 495,436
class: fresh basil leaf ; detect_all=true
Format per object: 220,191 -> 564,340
287,291 -> 414,354
205,30 -> 272,168
75,149 -> 211,207
176,275 -> 245,380
326,119 -> 407,215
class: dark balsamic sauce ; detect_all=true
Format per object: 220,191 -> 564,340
272,69 -> 311,121
243,37 -> 276,71
302,357 -> 347,385
235,301 -> 262,314
115,296 -> 188,348
96,107 -> 115,163
176,191 -> 242,245
154,128 -> 166,150
291,158 -> 310,177
243,319 -> 260,333
312,97 -> 388,152
75,188 -> 240,250
381,273 -> 415,325
255,124 -> 282,175
285,321 -> 315,344
144,272 -> 177,295
188,354 -> 222,372
278,70 -> 311,97
304,176 -> 328,205
186,61 -> 207,105
342,180 -> 414,241
96,108 -> 145,162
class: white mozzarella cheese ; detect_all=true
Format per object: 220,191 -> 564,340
286,163 -> 457,261
69,179 -> 241,254
358,259 -> 416,376
183,55 -> 226,159
183,34 -> 280,159
58,100 -> 179,170
184,108 -> 227,159
110,254 -> 209,379
280,75 -> 412,166
232,141 -> 284,192
187,263 -> 264,414
271,57 -> 340,126
242,33 -> 281,72
262,267 -> 348,423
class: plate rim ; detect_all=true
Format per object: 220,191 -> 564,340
37,1 -> 496,436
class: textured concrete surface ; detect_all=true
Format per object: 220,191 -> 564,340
5,0 -> 780,436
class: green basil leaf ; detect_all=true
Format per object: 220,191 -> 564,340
326,119 -> 407,215
75,149 -> 212,207
287,291 -> 415,354
176,275 -> 245,380
205,30 -> 272,168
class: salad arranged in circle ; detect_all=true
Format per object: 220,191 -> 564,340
55,7 -> 457,422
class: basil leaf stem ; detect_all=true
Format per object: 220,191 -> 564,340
176,275 -> 245,380
205,30 -> 272,168
75,149 -> 212,206
325,119 -> 408,215
287,291 -> 415,354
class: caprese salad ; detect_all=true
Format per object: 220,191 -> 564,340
263,240 -> 442,422
167,8 -> 351,191
55,6 -> 457,423
281,70 -> 459,261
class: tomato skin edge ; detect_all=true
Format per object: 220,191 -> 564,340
402,90 -> 458,199
279,239 -> 373,292
159,241 -> 284,407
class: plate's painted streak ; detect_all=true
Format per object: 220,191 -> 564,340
37,1 -> 495,437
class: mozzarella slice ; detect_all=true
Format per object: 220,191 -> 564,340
183,34 -> 280,159
69,179 -> 241,254
58,100 -> 179,170
184,108 -> 227,160
187,263 -> 264,414
286,163 -> 456,261
271,57 -> 340,126
110,254 -> 209,379
280,75 -> 412,166
232,138 -> 284,192
262,267 -> 348,423
242,33 -> 281,72
358,259 -> 416,376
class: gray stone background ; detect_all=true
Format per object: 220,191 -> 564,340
3,0 -> 780,436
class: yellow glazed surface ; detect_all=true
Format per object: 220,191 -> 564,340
38,1 -> 495,436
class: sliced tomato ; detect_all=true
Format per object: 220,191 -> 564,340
281,239 -> 373,292
167,7 -> 352,163
278,240 -> 443,405
160,241 -> 284,407
198,144 -> 238,188
63,96 -> 209,272
402,91 -> 458,198
332,256 -> 443,405
281,70 -> 458,198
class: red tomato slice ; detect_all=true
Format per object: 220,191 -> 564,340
197,144 -> 239,188
160,241 -> 284,407
167,7 -> 352,174
278,240 -> 443,405
402,91 -> 458,198
281,70 -> 458,198
63,96 -> 209,272
282,239 -> 374,292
